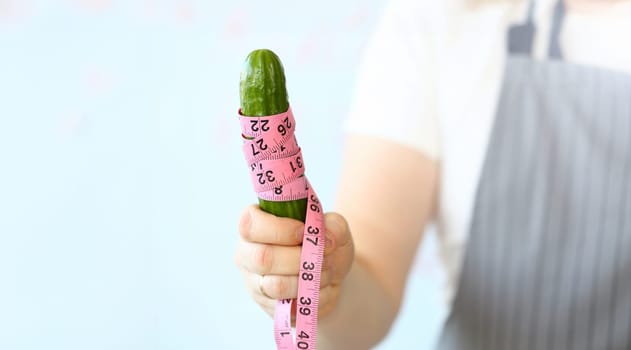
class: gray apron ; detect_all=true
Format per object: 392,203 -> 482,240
438,1 -> 631,349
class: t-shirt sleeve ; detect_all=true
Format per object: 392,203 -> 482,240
344,0 -> 440,159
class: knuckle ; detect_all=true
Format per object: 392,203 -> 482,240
291,222 -> 304,244
271,224 -> 283,244
234,242 -> 245,267
270,276 -> 288,297
272,216 -> 302,244
238,207 -> 253,240
239,226 -> 250,241
254,244 -> 273,273
270,217 -> 287,241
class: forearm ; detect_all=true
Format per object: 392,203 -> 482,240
315,135 -> 438,348
317,256 -> 399,349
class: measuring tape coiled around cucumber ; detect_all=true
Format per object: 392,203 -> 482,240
239,49 -> 325,350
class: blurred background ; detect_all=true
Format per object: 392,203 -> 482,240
0,0 -> 446,348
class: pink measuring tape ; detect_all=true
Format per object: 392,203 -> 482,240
239,106 -> 325,350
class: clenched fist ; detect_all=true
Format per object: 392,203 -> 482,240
235,204 -> 354,320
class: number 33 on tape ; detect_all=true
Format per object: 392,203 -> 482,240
239,106 -> 325,350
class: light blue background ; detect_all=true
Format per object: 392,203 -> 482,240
0,1 -> 445,348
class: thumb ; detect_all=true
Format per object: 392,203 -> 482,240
323,212 -> 354,285
323,212 -> 352,254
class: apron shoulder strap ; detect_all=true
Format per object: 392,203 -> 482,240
548,0 -> 565,59
507,0 -> 565,60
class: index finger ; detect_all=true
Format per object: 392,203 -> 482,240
239,204 -> 304,246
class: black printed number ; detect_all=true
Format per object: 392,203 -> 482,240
250,139 -> 268,156
250,119 -> 269,132
298,330 -> 309,340
290,156 -> 303,173
277,124 -> 287,136
256,139 -> 268,151
306,236 -> 318,246
256,170 -> 275,185
299,307 -> 311,316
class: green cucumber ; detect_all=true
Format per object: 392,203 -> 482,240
240,49 -> 307,222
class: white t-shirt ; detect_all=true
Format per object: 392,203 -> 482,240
345,0 -> 631,304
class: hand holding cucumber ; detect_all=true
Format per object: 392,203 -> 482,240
235,205 -> 354,321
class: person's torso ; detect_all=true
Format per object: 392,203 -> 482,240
435,0 -> 631,348
433,0 -> 631,304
